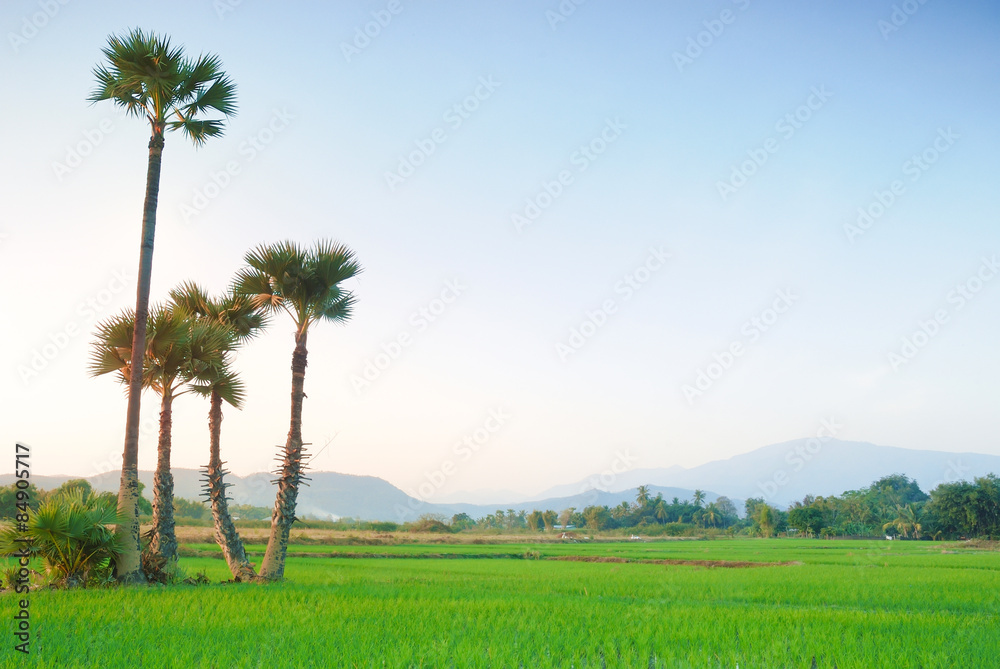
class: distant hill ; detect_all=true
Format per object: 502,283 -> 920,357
559,439 -> 1000,507
0,469 -> 728,524
4,438 -> 997,520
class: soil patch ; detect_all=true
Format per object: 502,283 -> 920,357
546,555 -> 802,568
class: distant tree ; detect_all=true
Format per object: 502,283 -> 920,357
583,506 -> 610,531
611,501 -> 631,521
136,482 -> 153,516
450,513 -> 476,531
636,485 -> 651,507
882,504 -> 922,539
692,490 -> 706,508
173,497 -> 208,520
701,503 -> 720,528
749,502 -> 785,538
541,510 -> 557,531
714,496 -> 738,520
788,506 -> 825,537
527,510 -> 543,532
654,499 -> 669,523
744,497 -> 765,519
0,483 -> 44,519
51,479 -> 94,501
558,507 -> 575,528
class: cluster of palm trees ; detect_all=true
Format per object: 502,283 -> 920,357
90,245 -> 360,582
89,28 -> 361,582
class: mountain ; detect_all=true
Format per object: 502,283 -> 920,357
4,439 -> 998,521
433,488 -> 530,505
559,438 -> 1000,507
0,469 -> 726,524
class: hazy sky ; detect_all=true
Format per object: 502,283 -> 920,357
2,0 -> 998,501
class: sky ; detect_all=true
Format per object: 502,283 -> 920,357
1,0 -> 998,503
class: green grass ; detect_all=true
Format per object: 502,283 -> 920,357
4,539 -> 998,667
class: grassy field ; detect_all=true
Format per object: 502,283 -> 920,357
3,538 -> 998,667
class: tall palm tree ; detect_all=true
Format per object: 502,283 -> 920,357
234,240 -> 361,581
692,489 -> 706,508
90,28 -> 236,581
169,283 -> 266,581
90,306 -> 233,568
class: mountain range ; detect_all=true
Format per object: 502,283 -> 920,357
4,439 -> 998,521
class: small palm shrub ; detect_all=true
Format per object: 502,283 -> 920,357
0,490 -> 126,587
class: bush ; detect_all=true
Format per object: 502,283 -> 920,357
408,516 -> 453,533
0,490 -> 126,587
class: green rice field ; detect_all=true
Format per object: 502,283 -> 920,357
4,539 -> 998,668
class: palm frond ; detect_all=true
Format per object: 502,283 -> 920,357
314,289 -> 357,325
168,280 -> 213,318
234,239 -> 363,328
89,310 -> 137,383
168,118 -> 227,146
89,28 -> 235,141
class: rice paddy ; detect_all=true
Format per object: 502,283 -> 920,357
3,538 -> 998,667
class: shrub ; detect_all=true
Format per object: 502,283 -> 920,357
0,490 -> 126,587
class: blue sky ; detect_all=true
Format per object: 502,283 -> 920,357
1,0 -> 998,500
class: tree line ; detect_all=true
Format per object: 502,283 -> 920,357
437,474 -> 1000,540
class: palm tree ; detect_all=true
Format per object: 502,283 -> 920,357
90,306 -> 233,568
692,489 -> 706,508
90,28 -> 236,581
169,283 -> 265,581
234,240 -> 361,580
654,499 -> 669,523
702,503 -> 719,528
883,504 -> 922,539
757,504 -> 777,538
635,485 -> 651,508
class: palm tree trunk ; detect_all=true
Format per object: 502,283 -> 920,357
115,127 -> 164,583
150,386 -> 178,564
206,389 -> 256,581
258,328 -> 308,581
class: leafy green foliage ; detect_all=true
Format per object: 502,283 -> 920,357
89,28 -> 237,144
0,491 -> 126,586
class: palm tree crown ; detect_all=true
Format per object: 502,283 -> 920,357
89,28 -> 237,144
234,240 -> 361,332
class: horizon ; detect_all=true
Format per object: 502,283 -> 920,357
11,436 -> 998,506
3,1 -> 999,501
